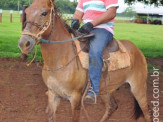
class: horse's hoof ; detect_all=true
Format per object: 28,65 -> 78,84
48,120 -> 53,122
48,116 -> 53,122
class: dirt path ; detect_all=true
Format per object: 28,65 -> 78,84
0,58 -> 162,122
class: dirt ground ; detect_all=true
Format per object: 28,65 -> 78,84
0,58 -> 162,122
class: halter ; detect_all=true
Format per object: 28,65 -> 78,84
22,0 -> 54,43
22,0 -> 88,67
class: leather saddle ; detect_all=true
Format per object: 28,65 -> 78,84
69,29 -> 131,72
72,30 -> 119,54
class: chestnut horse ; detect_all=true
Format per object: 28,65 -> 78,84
18,0 -> 151,122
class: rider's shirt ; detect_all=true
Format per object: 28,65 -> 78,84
76,0 -> 119,35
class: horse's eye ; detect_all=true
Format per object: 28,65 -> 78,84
41,12 -> 48,16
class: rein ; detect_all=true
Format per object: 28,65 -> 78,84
40,34 -> 86,44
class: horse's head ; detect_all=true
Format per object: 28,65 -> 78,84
18,0 -> 55,54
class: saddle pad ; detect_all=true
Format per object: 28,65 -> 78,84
74,39 -> 131,72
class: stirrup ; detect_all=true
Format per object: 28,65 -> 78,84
87,87 -> 97,104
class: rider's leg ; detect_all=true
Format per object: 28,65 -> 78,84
88,28 -> 113,98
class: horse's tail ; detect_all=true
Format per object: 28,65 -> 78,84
133,98 -> 143,119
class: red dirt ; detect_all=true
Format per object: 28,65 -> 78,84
0,58 -> 162,122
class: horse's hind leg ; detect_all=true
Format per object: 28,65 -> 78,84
47,90 -> 60,122
129,80 -> 152,122
99,93 -> 118,122
70,92 -> 82,122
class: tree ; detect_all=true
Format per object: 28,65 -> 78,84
123,7 -> 136,17
55,0 -> 77,14
0,0 -> 162,11
0,0 -> 77,13
73,0 -> 77,3
125,0 -> 163,6
0,0 -> 29,10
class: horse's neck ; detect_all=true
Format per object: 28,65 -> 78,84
40,16 -> 74,68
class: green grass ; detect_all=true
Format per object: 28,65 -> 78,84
0,10 -> 163,59
0,10 -> 22,58
114,23 -> 163,57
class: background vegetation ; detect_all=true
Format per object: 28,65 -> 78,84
0,0 -> 162,13
55,0 -> 77,14
0,10 -> 163,60
0,0 -> 29,10
0,0 -> 77,14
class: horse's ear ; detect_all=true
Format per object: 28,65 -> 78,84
22,5 -> 28,30
51,0 -> 55,2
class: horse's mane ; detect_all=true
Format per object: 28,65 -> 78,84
53,5 -> 75,34
53,4 -> 89,43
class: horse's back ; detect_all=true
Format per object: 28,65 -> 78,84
120,40 -> 147,85
102,40 -> 147,92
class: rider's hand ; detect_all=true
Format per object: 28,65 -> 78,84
79,22 -> 94,34
71,19 -> 80,30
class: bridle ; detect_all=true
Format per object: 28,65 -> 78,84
21,0 -> 89,45
21,0 -> 88,68
22,0 -> 54,43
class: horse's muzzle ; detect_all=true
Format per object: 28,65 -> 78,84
18,35 -> 36,54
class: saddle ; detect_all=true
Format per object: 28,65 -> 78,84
72,30 -> 119,52
71,30 -> 131,72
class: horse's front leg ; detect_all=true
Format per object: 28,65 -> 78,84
47,90 -> 60,122
70,92 -> 82,122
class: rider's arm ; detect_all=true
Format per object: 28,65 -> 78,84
73,0 -> 84,23
91,7 -> 117,27
73,10 -> 83,23
91,0 -> 118,27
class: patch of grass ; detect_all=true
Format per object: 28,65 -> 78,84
114,23 -> 163,58
147,63 -> 160,70
0,10 -> 163,60
0,10 -> 22,58
0,10 -> 42,60
147,64 -> 163,74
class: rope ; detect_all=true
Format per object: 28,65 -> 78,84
40,34 -> 86,44
87,87 -> 97,104
81,82 -> 92,122
26,45 -> 38,67
65,18 -> 77,21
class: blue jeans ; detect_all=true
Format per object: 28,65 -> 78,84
88,28 -> 113,97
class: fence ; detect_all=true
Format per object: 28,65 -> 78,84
0,9 -> 2,23
0,10 -> 74,23
1,10 -> 161,25
0,9 -> 23,23
0,11 -> 137,24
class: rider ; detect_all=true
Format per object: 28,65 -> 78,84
72,0 -> 119,103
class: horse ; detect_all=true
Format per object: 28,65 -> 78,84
18,0 -> 152,122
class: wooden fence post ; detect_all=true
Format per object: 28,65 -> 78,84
10,10 -> 13,23
0,9 -> 2,23
0,13 -> 2,23
20,10 -> 22,22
